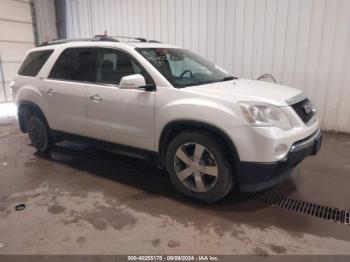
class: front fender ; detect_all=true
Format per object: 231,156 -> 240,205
155,94 -> 246,150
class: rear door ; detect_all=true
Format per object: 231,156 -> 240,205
44,48 -> 94,136
86,47 -> 156,151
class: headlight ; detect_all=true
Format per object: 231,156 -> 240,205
238,102 -> 292,130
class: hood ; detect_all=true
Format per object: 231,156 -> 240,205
185,79 -> 303,106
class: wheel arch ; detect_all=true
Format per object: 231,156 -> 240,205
158,120 -> 241,170
17,101 -> 49,133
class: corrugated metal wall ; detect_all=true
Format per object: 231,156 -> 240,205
34,0 -> 58,44
64,0 -> 350,133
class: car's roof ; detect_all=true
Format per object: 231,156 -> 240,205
30,40 -> 183,53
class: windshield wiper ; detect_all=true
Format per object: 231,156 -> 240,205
220,76 -> 237,81
176,80 -> 216,88
177,77 -> 237,88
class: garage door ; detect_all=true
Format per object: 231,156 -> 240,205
0,0 -> 36,103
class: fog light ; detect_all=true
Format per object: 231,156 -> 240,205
274,144 -> 288,159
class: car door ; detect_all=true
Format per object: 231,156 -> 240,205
86,47 -> 156,151
44,48 -> 94,137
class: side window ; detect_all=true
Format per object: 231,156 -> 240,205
18,50 -> 53,77
94,48 -> 153,85
49,48 -> 94,82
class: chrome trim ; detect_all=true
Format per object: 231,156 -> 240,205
47,88 -> 56,95
285,93 -> 307,105
290,129 -> 321,152
90,94 -> 103,102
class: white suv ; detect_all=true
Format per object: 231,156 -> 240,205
11,35 -> 321,202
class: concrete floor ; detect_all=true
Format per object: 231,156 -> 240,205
0,110 -> 350,255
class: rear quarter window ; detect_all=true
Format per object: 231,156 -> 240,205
48,48 -> 94,82
18,50 -> 54,77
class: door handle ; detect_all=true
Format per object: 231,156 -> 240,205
90,94 -> 103,102
47,89 -> 56,95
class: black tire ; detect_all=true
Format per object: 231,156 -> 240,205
27,116 -> 53,153
165,131 -> 234,203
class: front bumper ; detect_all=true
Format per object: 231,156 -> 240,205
237,129 -> 322,192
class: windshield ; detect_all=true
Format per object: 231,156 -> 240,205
136,48 -> 236,88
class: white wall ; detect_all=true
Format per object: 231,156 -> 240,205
0,0 -> 58,103
0,0 -> 35,102
65,0 -> 350,133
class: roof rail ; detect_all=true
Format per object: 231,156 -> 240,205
39,35 -> 119,46
112,36 -> 162,43
148,40 -> 162,43
39,35 -> 162,46
113,36 -> 147,42
94,35 -> 120,42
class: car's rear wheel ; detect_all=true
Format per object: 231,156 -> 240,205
165,131 -> 234,203
27,116 -> 53,153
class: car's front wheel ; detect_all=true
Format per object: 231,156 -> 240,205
27,116 -> 53,153
165,131 -> 234,203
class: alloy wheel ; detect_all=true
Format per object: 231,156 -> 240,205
174,142 -> 218,193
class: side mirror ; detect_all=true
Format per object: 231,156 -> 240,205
119,74 -> 146,89
119,74 -> 156,91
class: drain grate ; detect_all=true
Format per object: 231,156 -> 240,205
247,192 -> 350,225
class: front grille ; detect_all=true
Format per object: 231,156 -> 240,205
291,98 -> 315,124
